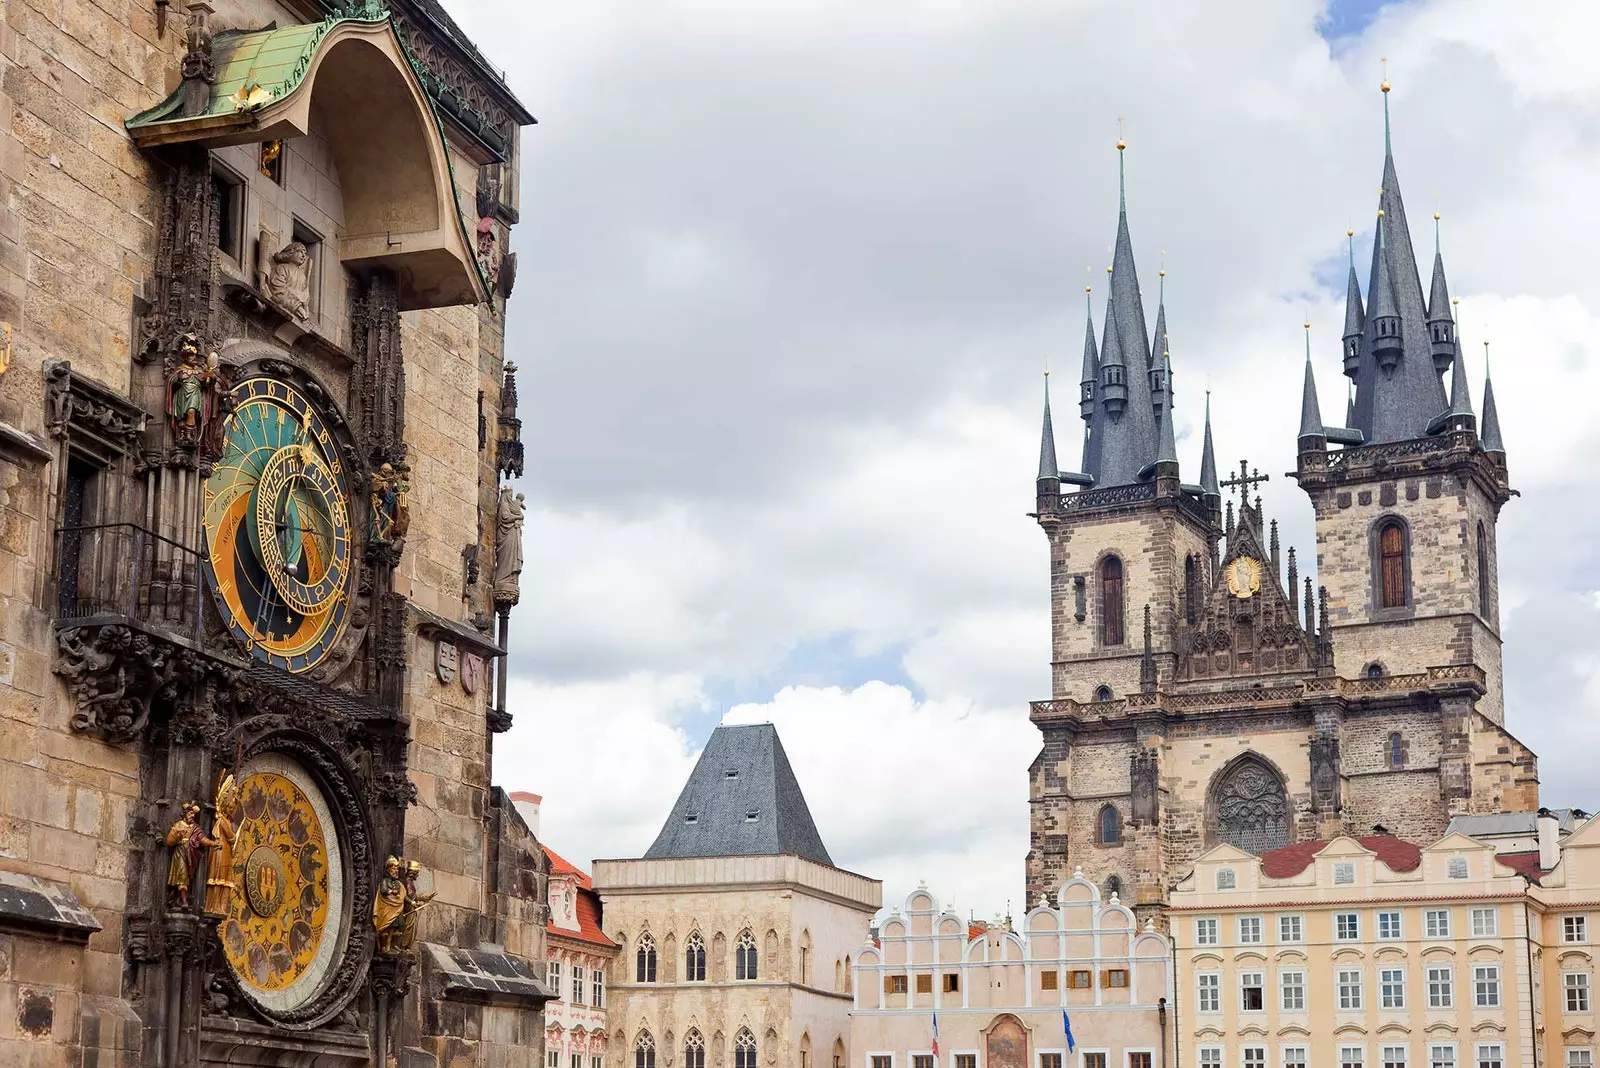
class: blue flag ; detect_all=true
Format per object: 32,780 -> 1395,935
1062,1010 -> 1075,1053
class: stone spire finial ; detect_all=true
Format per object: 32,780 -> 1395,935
1037,372 -> 1060,483
1299,322 -> 1326,445
1480,341 -> 1505,456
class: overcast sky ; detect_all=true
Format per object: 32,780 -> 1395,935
457,0 -> 1600,920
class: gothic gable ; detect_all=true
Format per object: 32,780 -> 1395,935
1181,505 -> 1314,682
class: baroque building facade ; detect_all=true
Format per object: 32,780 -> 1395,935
1026,89 -> 1538,919
0,2 -> 547,1066
544,845 -> 621,1068
593,724 -> 882,1068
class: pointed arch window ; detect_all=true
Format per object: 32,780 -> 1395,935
636,1033 -> 657,1068
734,1029 -> 757,1068
1101,555 -> 1125,645
1477,522 -> 1491,618
636,933 -> 657,983
1185,554 -> 1199,625
1098,804 -> 1122,845
1388,732 -> 1406,769
1209,756 -> 1290,855
1377,520 -> 1407,609
684,931 -> 706,982
684,1031 -> 706,1068
735,929 -> 758,980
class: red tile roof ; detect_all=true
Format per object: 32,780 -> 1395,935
1495,850 -> 1544,883
1259,836 -> 1423,879
543,846 -> 617,949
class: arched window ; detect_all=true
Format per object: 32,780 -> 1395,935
735,1029 -> 758,1068
1185,554 -> 1199,625
1366,662 -> 1384,679
1101,556 -> 1125,645
1094,684 -> 1113,703
684,1031 -> 705,1068
636,1033 -> 657,1068
844,955 -> 852,994
1477,522 -> 1491,618
736,929 -> 758,980
1378,520 -> 1407,609
1098,804 -> 1122,845
1389,732 -> 1405,769
684,931 -> 706,982
636,933 -> 657,983
1209,755 -> 1290,855
799,929 -> 812,985
1105,874 -> 1123,898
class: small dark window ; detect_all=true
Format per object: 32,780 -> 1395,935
1101,556 -> 1125,645
1094,685 -> 1113,703
684,932 -> 706,982
261,140 -> 284,184
291,218 -> 323,318
1185,554 -> 1199,625
636,934 -> 657,983
943,973 -> 959,993
1366,663 -> 1384,680
57,458 -> 98,617
211,169 -> 243,260
736,930 -> 758,980
636,1034 -> 656,1068
1106,874 -> 1123,897
1098,804 -> 1122,845
1378,520 -> 1407,609
744,810 -> 759,823
724,769 -> 739,779
1389,732 -> 1405,769
684,812 -> 698,824
1477,522 -> 1491,618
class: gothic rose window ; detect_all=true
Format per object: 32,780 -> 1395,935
1212,758 -> 1290,855
1101,556 -> 1125,646
1378,520 -> 1407,609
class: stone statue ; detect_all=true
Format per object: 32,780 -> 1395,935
261,235 -> 312,320
398,859 -> 435,950
166,333 -> 217,448
369,463 -> 410,546
492,485 -> 525,605
373,855 -> 407,954
475,218 -> 499,290
203,773 -> 241,917
164,801 -> 214,910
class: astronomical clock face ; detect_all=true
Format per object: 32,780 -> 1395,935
218,755 -> 346,1013
203,375 -> 353,672
1225,555 -> 1263,599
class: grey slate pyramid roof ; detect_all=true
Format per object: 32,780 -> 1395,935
644,723 -> 834,866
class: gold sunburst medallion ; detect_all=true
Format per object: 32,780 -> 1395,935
1225,556 -> 1263,599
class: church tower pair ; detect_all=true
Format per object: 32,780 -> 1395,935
1025,84 -> 1534,917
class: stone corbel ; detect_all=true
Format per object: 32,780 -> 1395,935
52,624 -> 209,743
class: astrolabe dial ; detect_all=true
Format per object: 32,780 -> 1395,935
1225,556 -> 1263,599
217,755 -> 345,1014
203,375 -> 353,673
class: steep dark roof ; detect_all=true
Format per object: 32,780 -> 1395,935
645,724 -> 833,866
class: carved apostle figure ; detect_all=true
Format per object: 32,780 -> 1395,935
373,855 -> 408,953
165,801 -> 214,910
492,485 -> 525,605
398,859 -> 435,950
369,463 -> 410,545
167,334 -> 217,447
263,239 -> 312,320
203,774 -> 241,917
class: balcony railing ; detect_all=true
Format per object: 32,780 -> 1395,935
53,523 -> 205,643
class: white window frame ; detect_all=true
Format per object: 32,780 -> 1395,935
1335,861 -> 1356,885
1428,1044 -> 1457,1068
1470,907 -> 1498,937
1425,909 -> 1451,939
593,969 -> 605,1007
1473,1044 -> 1503,1068
1195,918 -> 1219,946
1281,967 -> 1307,1011
1196,1050 -> 1223,1068
1241,1047 -> 1267,1068
1216,867 -> 1237,890
1447,856 -> 1469,879
1382,1047 -> 1409,1068
1381,966 -> 1407,1009
867,1053 -> 894,1068
1378,910 -> 1403,940
549,1051 -> 562,1068
1564,970 -> 1592,1013
571,964 -> 586,1005
1567,1049 -> 1595,1068
1338,966 -> 1364,1010
1472,964 -> 1501,1008
1240,970 -> 1266,1012
1341,1046 -> 1367,1068
1282,1047 -> 1309,1068
1122,1052 -> 1156,1068
1035,1049 -> 1065,1068
953,1051 -> 980,1068
1427,964 -> 1454,1008
1239,915 -> 1264,944
1196,972 -> 1221,1013
1279,914 -> 1304,944
1074,1053 -> 1107,1068
1565,915 -> 1590,944
548,959 -> 564,1000
1337,912 -> 1362,941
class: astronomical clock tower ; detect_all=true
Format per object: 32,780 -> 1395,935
0,3 -> 550,1067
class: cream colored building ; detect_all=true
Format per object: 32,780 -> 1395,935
594,724 -> 883,1068
850,878 -> 1173,1068
1170,833 -> 1542,1068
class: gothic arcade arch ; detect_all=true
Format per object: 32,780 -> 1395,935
1204,752 -> 1291,854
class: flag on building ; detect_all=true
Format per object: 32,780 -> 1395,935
931,1012 -> 939,1058
1062,1011 -> 1075,1053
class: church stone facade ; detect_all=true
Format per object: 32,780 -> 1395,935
0,2 -> 549,1066
1025,95 -> 1539,918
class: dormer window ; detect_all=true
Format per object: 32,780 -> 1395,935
684,812 -> 699,824
1215,867 -> 1236,890
724,769 -> 739,780
745,810 -> 760,823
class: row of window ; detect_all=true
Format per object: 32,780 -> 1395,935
549,1054 -> 605,1068
546,961 -> 607,1006
633,930 -> 761,983
878,968 -> 1130,996
636,1029 -> 756,1068
1197,1044 -> 1529,1068
1194,964 -> 1509,1013
1193,906 -> 1509,946
871,1055 -> 1154,1068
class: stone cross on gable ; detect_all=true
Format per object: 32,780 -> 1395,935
1220,459 -> 1269,515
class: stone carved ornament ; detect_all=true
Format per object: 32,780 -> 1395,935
492,484 -> 524,605
258,229 -> 312,320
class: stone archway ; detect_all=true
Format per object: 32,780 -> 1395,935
1205,753 -> 1290,854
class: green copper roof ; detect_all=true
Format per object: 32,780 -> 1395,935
127,8 -> 391,130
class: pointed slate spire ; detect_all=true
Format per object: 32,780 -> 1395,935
1427,212 -> 1457,377
1345,382 -> 1356,429
1149,269 -> 1169,412
1370,211 -> 1403,374
1079,287 -> 1099,420
1446,309 -> 1474,424
1199,392 -> 1220,498
1155,354 -> 1178,466
1341,229 -> 1365,380
1037,372 -> 1060,482
1299,323 -> 1326,445
1480,342 -> 1505,455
